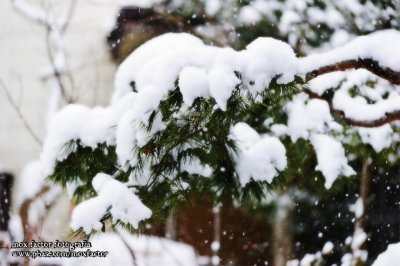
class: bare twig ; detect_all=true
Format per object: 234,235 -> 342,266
12,0 -> 77,104
0,79 -> 42,146
45,29 -> 73,103
117,232 -> 138,266
60,0 -> 77,32
11,0 -> 76,31
11,0 -> 49,25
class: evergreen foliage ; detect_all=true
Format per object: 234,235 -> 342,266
43,0 -> 400,264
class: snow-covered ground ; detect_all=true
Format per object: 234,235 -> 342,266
372,243 -> 400,266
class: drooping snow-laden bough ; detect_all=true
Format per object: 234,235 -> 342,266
33,30 -> 400,235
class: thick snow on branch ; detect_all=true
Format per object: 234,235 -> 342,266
42,30 -> 400,192
231,123 -> 287,186
40,94 -> 136,176
358,125 -> 393,152
301,30 -> 400,73
18,161 -> 47,205
308,69 -> 400,127
310,134 -> 355,189
269,95 -> 355,188
71,173 -> 151,234
114,30 -> 400,123
114,32 -> 298,111
333,89 -> 400,122
285,94 -> 342,142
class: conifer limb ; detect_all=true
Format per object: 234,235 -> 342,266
305,58 -> 400,85
304,88 -> 400,127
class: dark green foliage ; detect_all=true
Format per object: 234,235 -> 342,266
47,141 -> 119,201
49,2 -> 400,256
49,71 -> 309,237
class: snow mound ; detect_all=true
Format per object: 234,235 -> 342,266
372,243 -> 400,266
71,173 -> 151,234
231,122 -> 287,186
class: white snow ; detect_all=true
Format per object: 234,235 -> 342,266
300,30 -> 400,73
332,89 -> 400,122
37,30 -> 400,214
308,68 -> 400,124
17,160 -> 46,204
181,158 -> 213,177
41,93 -> 137,176
63,231 -> 197,266
205,0 -> 221,16
270,124 -> 288,137
358,125 -> 393,152
121,0 -> 164,8
349,198 -> 364,219
231,123 -> 287,186
373,242 -> 400,266
308,72 -> 346,96
322,241 -> 334,255
179,66 -> 210,106
208,65 -> 240,111
116,111 -> 139,168
351,228 -> 367,251
12,0 -> 49,25
341,253 -> 353,266
285,94 -> 342,142
242,36 -> 297,87
310,134 -> 355,189
322,241 -> 335,255
71,173 -> 151,234
238,6 -> 262,25
113,32 -> 299,111
42,31 -> 400,180
279,10 -> 302,35
300,253 -> 321,266
211,241 -> 220,251
113,33 -> 207,104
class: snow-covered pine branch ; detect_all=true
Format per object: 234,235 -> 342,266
41,29 -> 400,235
112,30 -> 400,127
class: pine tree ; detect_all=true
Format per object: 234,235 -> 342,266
38,0 -> 400,265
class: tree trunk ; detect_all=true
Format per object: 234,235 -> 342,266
272,192 -> 294,266
352,157 -> 370,266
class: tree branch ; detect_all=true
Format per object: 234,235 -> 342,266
11,0 -> 49,26
305,57 -> 400,85
59,0 -> 77,32
117,232 -> 138,266
304,88 -> 400,128
301,56 -> 400,127
45,29 -> 73,103
11,0 -> 77,104
0,79 -> 43,145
